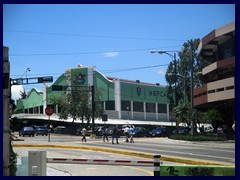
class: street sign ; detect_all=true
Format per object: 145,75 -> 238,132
45,106 -> 54,116
38,76 -> 53,83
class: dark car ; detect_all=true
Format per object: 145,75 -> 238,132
173,126 -> 189,134
149,127 -> 171,137
19,126 -> 35,137
35,126 -> 49,136
132,127 -> 150,137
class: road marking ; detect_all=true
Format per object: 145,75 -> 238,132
123,166 -> 153,176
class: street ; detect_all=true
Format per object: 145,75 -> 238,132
13,133 -> 235,165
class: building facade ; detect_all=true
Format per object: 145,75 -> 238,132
194,22 -> 235,138
16,66 -> 170,123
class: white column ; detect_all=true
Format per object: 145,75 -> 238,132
143,102 -> 146,120
56,104 -> 58,114
131,101 -> 133,119
43,83 -> 47,114
88,66 -> 94,86
114,79 -> 121,119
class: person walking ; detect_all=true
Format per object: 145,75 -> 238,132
112,125 -> 119,144
124,126 -> 130,143
81,127 -> 87,142
128,126 -> 135,143
102,126 -> 109,142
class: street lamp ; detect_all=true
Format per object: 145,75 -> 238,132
150,50 -> 180,130
21,67 -> 31,79
150,50 -> 178,107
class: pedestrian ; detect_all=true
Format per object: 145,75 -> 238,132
112,125 -> 119,144
232,122 -> 235,132
102,126 -> 109,142
49,123 -> 54,132
128,126 -> 135,143
81,127 -> 87,142
124,126 -> 130,143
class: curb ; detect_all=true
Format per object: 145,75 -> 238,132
12,144 -> 234,166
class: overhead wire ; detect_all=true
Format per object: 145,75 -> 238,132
9,46 -> 180,57
4,29 -> 186,42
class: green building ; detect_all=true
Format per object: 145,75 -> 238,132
16,66 -> 170,123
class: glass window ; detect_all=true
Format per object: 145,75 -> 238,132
121,101 -> 131,111
146,103 -> 156,113
158,104 -> 167,113
106,101 -> 115,110
133,102 -> 143,112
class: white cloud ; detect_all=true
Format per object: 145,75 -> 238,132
103,51 -> 119,58
156,68 -> 166,76
11,85 -> 24,101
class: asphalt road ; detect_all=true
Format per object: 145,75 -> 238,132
13,133 -> 235,165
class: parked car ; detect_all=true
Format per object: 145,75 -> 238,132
35,126 -> 49,136
199,124 -> 214,133
19,126 -> 35,137
173,126 -> 189,134
149,126 -> 171,137
132,127 -> 150,137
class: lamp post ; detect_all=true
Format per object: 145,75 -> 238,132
150,50 -> 180,130
21,67 -> 31,79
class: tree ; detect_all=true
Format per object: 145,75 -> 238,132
165,39 -> 205,114
50,71 -> 104,125
203,109 -> 224,130
173,101 -> 189,133
19,89 -> 27,99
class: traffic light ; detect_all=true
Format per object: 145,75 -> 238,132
52,85 -> 63,91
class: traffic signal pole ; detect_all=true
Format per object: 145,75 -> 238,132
91,85 -> 95,135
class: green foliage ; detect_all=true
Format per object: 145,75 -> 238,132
170,134 -> 225,141
174,102 -> 189,125
9,132 -> 18,176
165,39 -> 203,109
19,90 -> 27,99
203,109 -> 224,128
50,70 -> 104,124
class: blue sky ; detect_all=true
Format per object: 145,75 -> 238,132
3,4 -> 235,100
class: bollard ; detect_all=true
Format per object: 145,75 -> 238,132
28,151 -> 46,176
154,155 -> 161,176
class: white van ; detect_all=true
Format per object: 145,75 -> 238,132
203,125 -> 214,133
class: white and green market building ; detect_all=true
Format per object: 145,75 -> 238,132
15,66 -> 172,125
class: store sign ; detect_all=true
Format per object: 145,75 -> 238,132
75,73 -> 85,84
149,90 -> 167,97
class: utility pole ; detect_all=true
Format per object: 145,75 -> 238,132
91,85 -> 95,135
190,40 -> 195,137
3,46 -> 10,176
